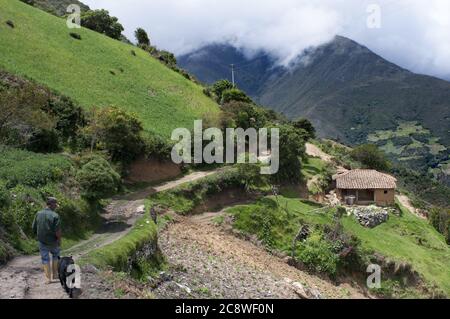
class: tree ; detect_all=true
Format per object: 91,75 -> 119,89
273,124 -> 307,184
87,106 -> 145,163
0,83 -> 55,146
81,10 -> 124,40
293,118 -> 316,140
211,80 -> 234,102
350,144 -> 391,171
76,156 -> 121,200
222,101 -> 268,130
429,207 -> 450,244
135,28 -> 150,46
221,88 -> 253,105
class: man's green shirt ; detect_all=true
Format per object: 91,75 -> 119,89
32,208 -> 61,246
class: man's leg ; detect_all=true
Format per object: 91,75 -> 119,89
50,246 -> 61,280
38,243 -> 52,284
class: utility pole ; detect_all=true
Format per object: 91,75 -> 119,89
230,64 -> 235,87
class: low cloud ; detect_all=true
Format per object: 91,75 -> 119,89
83,0 -> 450,79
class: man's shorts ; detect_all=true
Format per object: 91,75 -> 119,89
39,242 -> 60,265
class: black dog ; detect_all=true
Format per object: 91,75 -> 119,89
58,257 -> 76,298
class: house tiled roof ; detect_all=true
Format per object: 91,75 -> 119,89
334,169 -> 397,190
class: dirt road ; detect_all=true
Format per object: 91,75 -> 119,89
154,210 -> 368,299
0,171 -> 216,299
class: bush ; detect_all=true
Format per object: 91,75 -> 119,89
350,144 -> 391,172
211,80 -> 234,102
26,129 -> 61,153
273,124 -> 307,184
429,207 -> 450,244
0,146 -> 72,188
87,106 -> 145,164
221,88 -> 253,105
144,134 -> 173,160
293,118 -> 316,140
81,9 -> 124,40
222,101 -> 270,130
6,20 -> 15,28
76,156 -> 121,200
297,233 -> 339,277
0,180 -> 11,209
69,32 -> 81,40
135,28 -> 150,46
45,95 -> 86,140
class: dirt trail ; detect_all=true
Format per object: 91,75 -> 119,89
306,143 -> 333,162
155,210 -> 368,299
0,171 -> 216,300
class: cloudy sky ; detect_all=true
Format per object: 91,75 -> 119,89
83,0 -> 450,80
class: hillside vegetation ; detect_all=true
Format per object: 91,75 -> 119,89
0,0 -> 220,137
0,146 -> 101,263
227,196 -> 450,297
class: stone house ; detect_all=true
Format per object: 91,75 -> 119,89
333,169 -> 397,206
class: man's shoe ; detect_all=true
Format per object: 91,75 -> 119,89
52,260 -> 59,280
43,264 -> 52,284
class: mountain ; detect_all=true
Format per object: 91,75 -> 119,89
0,0 -> 219,137
25,0 -> 90,16
178,43 -> 282,97
179,36 -> 450,182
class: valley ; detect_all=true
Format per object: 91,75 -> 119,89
0,0 -> 449,302
179,37 -> 450,184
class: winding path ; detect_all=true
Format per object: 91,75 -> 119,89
0,170 -> 216,299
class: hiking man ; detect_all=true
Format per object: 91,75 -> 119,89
32,197 -> 62,284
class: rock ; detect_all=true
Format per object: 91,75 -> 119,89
350,206 -> 391,228
136,205 -> 146,214
175,283 -> 192,294
291,282 -> 309,299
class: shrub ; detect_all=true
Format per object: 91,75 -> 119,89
297,233 -> 339,277
135,28 -> 150,46
157,50 -> 177,67
350,144 -> 391,172
81,9 -> 124,40
429,207 -> 450,244
212,80 -> 234,102
131,50 -> 136,56
26,129 -> 61,153
293,118 -> 316,140
273,124 -> 307,184
69,32 -> 81,40
221,88 -> 253,105
222,101 -> 270,130
87,106 -> 145,164
0,180 -> 11,209
44,95 -> 86,140
6,20 -> 15,28
0,146 -> 72,188
76,156 -> 121,200
144,134 -> 173,160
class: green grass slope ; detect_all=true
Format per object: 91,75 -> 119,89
0,0 -> 219,137
227,196 -> 450,296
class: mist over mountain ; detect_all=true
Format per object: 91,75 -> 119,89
179,36 -> 450,182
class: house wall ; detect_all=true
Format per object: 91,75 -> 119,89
337,188 -> 396,206
374,189 -> 395,206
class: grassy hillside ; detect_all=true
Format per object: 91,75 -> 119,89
0,0 -> 220,137
227,196 -> 450,297
0,146 -> 101,262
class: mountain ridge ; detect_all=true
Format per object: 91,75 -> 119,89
179,36 -> 450,181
